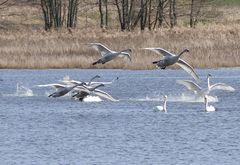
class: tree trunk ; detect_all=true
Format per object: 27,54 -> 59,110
99,0 -> 104,28
190,0 -> 194,28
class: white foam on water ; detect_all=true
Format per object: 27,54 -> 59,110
130,93 -> 218,103
83,96 -> 102,102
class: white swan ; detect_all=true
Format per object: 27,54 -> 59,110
156,95 -> 167,112
37,82 -> 85,98
88,43 -> 132,65
204,95 -> 216,112
143,47 -> 200,82
177,74 -> 235,100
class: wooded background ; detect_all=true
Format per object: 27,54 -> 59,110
0,0 -> 237,31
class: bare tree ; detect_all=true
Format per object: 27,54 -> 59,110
40,0 -> 79,30
152,0 -> 168,29
169,0 -> 177,28
98,0 -> 108,29
115,0 -> 134,31
189,0 -> 208,28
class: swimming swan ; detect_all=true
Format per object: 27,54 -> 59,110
143,47 -> 200,82
88,43 -> 132,65
156,95 -> 167,112
177,74 -> 235,100
204,95 -> 216,112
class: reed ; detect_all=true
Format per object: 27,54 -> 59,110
0,23 -> 239,69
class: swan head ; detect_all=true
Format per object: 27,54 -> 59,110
126,48 -> 132,53
207,73 -> 212,77
183,48 -> 190,53
163,95 -> 168,102
204,95 -> 208,102
95,75 -> 101,79
178,48 -> 190,56
79,82 -> 87,86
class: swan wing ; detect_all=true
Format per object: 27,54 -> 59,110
90,77 -> 119,85
143,48 -> 173,56
176,80 -> 201,94
88,43 -> 113,56
210,83 -> 235,92
36,83 -> 66,90
93,89 -> 119,102
74,86 -> 90,93
61,79 -> 82,85
176,59 -> 200,82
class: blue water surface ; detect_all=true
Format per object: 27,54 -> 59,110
0,68 -> 239,165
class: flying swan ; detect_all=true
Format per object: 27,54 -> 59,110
177,74 -> 235,100
143,47 -> 200,82
88,43 -> 132,65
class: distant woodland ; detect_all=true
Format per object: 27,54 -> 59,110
0,0 -> 237,31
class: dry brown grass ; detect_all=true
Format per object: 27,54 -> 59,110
0,23 -> 240,69
0,3 -> 239,69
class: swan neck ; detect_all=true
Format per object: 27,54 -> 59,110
88,76 -> 99,85
163,99 -> 167,112
91,84 -> 103,91
207,76 -> 211,89
205,97 -> 208,111
178,49 -> 187,57
120,49 -> 130,54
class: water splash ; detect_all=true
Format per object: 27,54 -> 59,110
130,93 -> 218,103
15,83 -> 34,97
83,96 -> 102,102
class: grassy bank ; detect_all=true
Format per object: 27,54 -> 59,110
0,23 -> 240,69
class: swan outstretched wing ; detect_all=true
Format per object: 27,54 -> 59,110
36,83 -> 66,90
93,89 -> 119,102
176,80 -> 201,94
88,43 -> 113,56
91,77 -> 119,85
210,83 -> 235,92
176,59 -> 200,82
61,79 -> 82,85
143,48 -> 173,57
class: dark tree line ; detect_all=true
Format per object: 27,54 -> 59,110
40,0 -> 78,30
96,0 -> 213,31
39,0 -> 215,31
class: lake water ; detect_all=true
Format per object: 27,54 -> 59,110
0,68 -> 239,165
